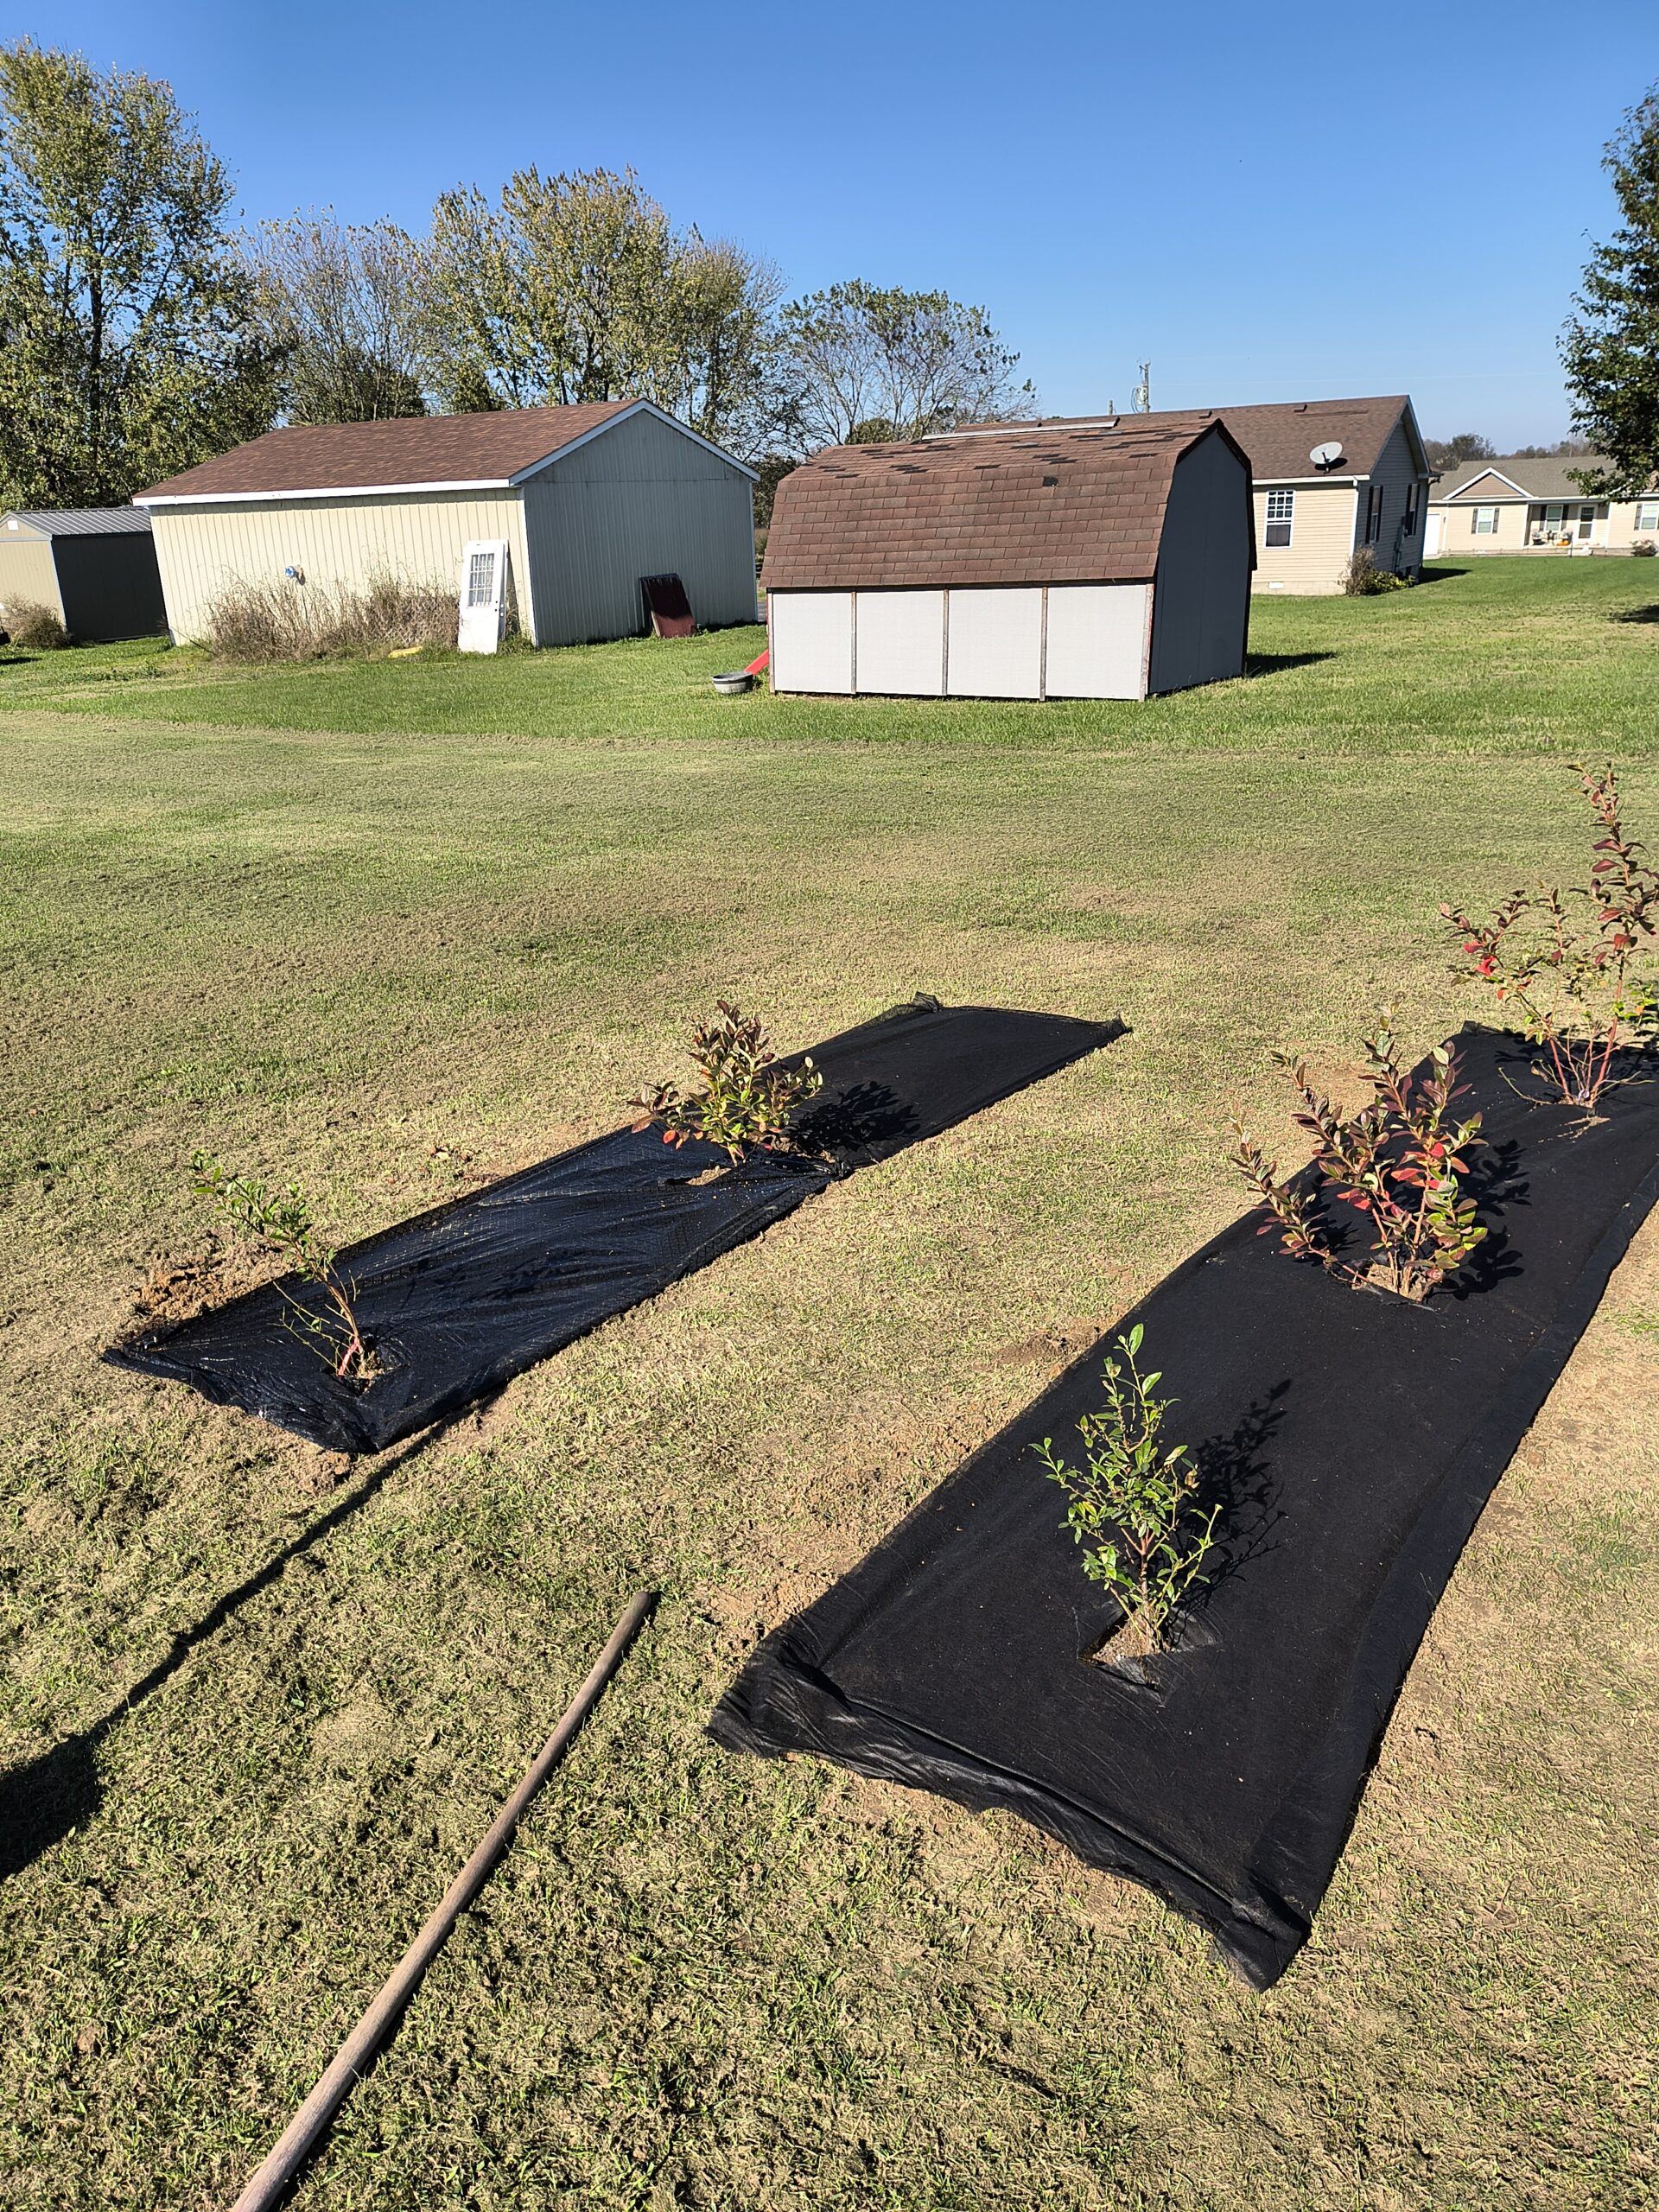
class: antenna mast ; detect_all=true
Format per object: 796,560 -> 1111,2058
1132,361 -> 1151,413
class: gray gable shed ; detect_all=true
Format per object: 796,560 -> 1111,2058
0,509 -> 165,642
134,401 -> 760,647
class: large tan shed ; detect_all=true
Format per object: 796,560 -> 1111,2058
0,508 -> 165,641
762,418 -> 1254,701
133,401 -> 759,646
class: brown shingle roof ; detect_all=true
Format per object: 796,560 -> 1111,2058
135,401 -> 646,501
950,395 -> 1414,483
761,417 -> 1242,591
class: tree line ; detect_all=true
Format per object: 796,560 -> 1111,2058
0,41 -> 1036,511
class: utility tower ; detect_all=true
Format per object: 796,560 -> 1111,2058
1132,362 -> 1151,413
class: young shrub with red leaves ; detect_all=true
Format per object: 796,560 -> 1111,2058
628,1001 -> 823,1166
1229,1016 -> 1487,1302
1441,762 -> 1659,1108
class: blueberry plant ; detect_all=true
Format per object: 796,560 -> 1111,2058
1441,762 -> 1659,1109
1033,1325 -> 1219,1662
629,1001 -> 823,1164
1229,1015 -> 1487,1301
192,1153 -> 379,1382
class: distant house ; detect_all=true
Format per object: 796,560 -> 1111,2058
132,402 -> 759,646
1425,455 -> 1659,556
948,395 -> 1430,596
762,416 -> 1253,701
0,508 -> 165,641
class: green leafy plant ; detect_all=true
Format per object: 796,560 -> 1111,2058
1033,1325 -> 1219,1663
1229,1015 -> 1487,1301
1440,762 -> 1659,1108
628,1001 -> 823,1164
191,1152 -> 380,1382
1340,548 -> 1408,595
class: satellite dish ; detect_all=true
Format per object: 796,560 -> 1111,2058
1309,442 -> 1344,470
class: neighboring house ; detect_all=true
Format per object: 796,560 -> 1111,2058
132,402 -> 759,646
1425,455 -> 1659,556
762,416 -> 1253,701
0,508 -> 166,641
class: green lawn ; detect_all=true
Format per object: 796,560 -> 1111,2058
3,558 -> 1657,2209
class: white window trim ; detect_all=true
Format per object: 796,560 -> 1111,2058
1471,505 -> 1499,536
1263,487 -> 1294,548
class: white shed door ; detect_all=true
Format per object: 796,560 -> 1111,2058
770,592 -> 854,694
1044,583 -> 1150,699
855,590 -> 945,695
945,588 -> 1043,698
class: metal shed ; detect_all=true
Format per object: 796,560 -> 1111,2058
0,508 -> 166,642
133,401 -> 759,647
762,417 -> 1254,701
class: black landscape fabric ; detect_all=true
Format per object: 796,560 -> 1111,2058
710,1030 -> 1659,1988
105,999 -> 1120,1453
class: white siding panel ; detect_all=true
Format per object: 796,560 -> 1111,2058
853,590 -> 944,695
1043,584 -> 1149,699
770,592 -> 854,693
945,588 -> 1043,698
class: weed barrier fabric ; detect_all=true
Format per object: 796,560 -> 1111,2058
710,1030 -> 1659,1989
105,1001 -> 1119,1454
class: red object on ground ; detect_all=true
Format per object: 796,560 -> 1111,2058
745,648 -> 770,676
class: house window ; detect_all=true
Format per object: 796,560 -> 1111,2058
466,550 -> 495,606
1637,499 -> 1659,532
1471,505 -> 1498,536
1264,488 -> 1294,547
1576,505 -> 1597,541
1363,486 -> 1386,543
1403,485 -> 1419,535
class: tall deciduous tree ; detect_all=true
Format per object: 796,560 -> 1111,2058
421,166 -> 779,454
0,41 -> 277,507
1561,85 -> 1659,497
1424,432 -> 1495,473
241,211 -> 427,424
773,281 -> 1036,448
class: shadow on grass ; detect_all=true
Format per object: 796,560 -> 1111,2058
1413,566 -> 1470,585
0,1421 -> 458,1884
1244,652 -> 1337,678
1611,603 -> 1659,624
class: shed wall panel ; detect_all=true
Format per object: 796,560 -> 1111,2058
945,588 -> 1043,698
50,532 -> 166,639
148,492 -> 531,643
1147,430 -> 1253,693
522,408 -> 757,645
853,590 -> 945,695
0,540 -> 64,626
770,592 -> 854,693
1043,584 -> 1150,698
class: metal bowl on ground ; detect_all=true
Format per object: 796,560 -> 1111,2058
711,671 -> 754,696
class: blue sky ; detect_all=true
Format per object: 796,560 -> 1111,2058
12,0 -> 1657,448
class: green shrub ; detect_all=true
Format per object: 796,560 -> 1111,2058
1033,1325 -> 1219,1662
2,596 -> 69,648
629,1001 -> 823,1165
1340,548 -> 1408,595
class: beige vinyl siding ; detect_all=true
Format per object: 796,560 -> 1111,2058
148,490 -> 531,644
1439,495 -> 1530,553
521,408 -> 756,646
0,537 -> 64,624
1250,480 -> 1359,594
1361,420 -> 1428,576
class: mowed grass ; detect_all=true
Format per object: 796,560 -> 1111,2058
1,558 -> 1656,2209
